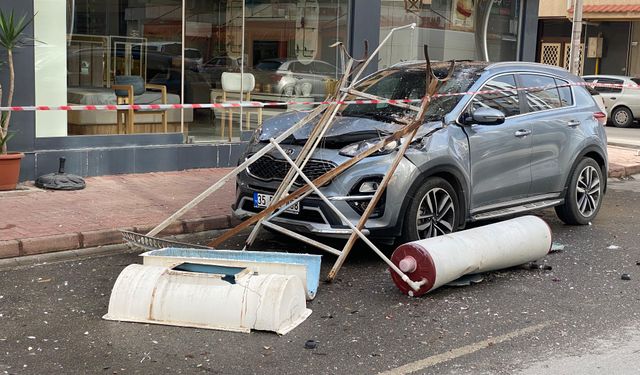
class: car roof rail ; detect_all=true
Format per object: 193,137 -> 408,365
486,61 -> 569,73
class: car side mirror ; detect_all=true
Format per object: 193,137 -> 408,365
470,107 -> 506,125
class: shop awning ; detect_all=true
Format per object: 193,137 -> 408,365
568,4 -> 640,20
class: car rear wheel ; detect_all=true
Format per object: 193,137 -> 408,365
611,106 -> 634,128
400,177 -> 459,243
555,158 -> 603,225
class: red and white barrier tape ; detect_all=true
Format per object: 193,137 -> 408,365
0,82 -> 628,112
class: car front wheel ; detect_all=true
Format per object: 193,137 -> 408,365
400,177 -> 459,243
611,106 -> 634,128
555,158 -> 604,225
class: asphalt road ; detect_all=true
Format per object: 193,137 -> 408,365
606,126 -> 640,147
1,177 -> 640,374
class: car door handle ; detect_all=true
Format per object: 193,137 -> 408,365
610,97 -> 617,100
567,120 -> 580,127
514,129 -> 531,137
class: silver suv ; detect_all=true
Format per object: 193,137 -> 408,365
233,62 -> 608,244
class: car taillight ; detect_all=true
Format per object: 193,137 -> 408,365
593,111 -> 607,126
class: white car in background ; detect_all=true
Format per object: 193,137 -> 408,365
583,75 -> 640,127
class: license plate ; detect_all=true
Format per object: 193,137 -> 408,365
253,192 -> 300,214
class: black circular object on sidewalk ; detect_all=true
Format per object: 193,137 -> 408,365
35,157 -> 86,190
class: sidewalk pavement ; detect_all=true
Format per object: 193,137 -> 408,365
0,168 -> 236,259
2,145 -> 640,260
607,146 -> 640,178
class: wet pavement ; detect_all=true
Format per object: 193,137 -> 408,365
1,177 -> 640,374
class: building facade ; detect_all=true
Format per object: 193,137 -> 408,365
538,0 -> 640,76
3,0 -> 538,181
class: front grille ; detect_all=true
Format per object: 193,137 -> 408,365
247,154 -> 337,185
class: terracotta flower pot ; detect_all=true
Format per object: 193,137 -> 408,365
0,152 -> 24,191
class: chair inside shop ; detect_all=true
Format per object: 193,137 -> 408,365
220,72 -> 263,141
113,75 -> 169,134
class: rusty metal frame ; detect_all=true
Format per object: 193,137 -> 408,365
207,48 -> 455,291
243,43 -> 368,248
134,23 -> 462,292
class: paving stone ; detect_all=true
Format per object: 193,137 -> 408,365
183,216 -> 229,232
21,234 -> 81,255
81,229 -> 127,248
0,240 -> 20,259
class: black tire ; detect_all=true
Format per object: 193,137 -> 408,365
611,106 -> 634,128
555,158 -> 604,225
400,177 -> 459,243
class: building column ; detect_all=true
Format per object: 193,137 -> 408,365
34,0 -> 68,137
520,0 -> 540,62
349,0 -> 381,75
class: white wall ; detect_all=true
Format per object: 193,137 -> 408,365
34,0 -> 67,137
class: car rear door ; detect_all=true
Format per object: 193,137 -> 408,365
519,74 -> 589,196
464,74 -> 533,210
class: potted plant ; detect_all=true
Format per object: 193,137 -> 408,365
0,10 -> 32,190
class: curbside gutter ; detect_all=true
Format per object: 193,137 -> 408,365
0,214 -> 237,262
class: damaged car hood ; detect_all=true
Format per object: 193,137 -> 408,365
257,112 -> 404,145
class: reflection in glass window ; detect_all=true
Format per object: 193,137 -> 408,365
520,74 -> 561,112
556,78 -> 573,107
63,0 -> 349,142
470,74 -> 520,117
200,0 -> 349,141
379,0 -> 521,67
66,0 -> 185,137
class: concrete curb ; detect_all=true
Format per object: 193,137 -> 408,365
0,214 -> 235,261
0,229 -> 227,271
608,141 -> 640,150
0,242 -> 134,271
608,163 -> 640,178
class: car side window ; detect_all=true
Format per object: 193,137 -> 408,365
598,78 -> 623,93
555,78 -> 573,107
311,62 -> 335,75
519,74 -> 562,112
469,74 -> 520,117
290,62 -> 312,74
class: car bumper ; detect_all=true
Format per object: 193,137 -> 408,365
232,145 -> 420,240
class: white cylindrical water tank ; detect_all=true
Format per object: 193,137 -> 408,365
390,216 -> 552,296
104,264 -> 311,335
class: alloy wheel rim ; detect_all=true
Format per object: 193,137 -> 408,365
576,165 -> 601,217
416,187 -> 455,239
615,110 -> 629,125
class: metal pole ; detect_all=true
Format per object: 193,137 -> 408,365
145,105 -> 326,237
181,0 -> 185,134
569,0 -> 583,75
270,139 -> 426,292
239,0 -> 245,138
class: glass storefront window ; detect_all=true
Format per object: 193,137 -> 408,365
379,0 -> 521,68
188,0 -> 348,142
65,0 -> 184,136
60,0 -> 347,142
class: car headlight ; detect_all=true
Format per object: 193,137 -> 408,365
339,138 -> 400,157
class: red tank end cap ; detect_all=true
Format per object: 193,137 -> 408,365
390,242 -> 437,297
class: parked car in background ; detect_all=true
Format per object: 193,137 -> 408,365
147,42 -> 203,73
234,62 -> 608,244
583,75 -> 640,127
202,56 -> 241,88
252,59 -> 340,100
